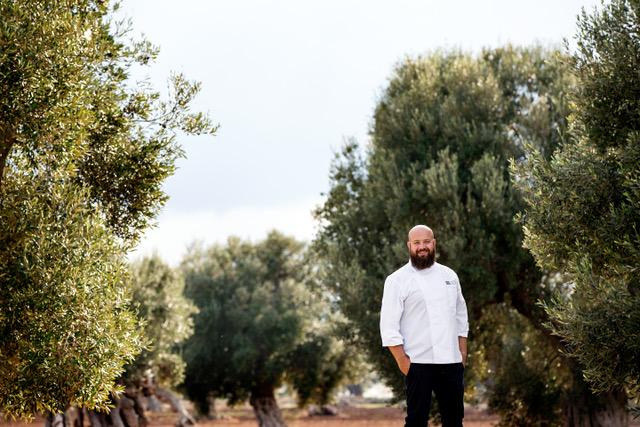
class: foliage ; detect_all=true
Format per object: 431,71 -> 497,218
0,0 -> 215,418
313,45 -> 578,422
513,0 -> 640,408
124,255 -> 197,389
474,302 -> 571,426
0,0 -> 217,240
181,231 -> 360,415
0,177 -> 144,417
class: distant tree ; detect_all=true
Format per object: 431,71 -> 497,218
0,0 -> 216,418
314,46 -> 631,425
513,0 -> 640,413
81,255 -> 198,427
127,255 -> 197,393
181,232 -> 360,427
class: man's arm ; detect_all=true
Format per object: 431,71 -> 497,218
380,275 -> 409,374
388,345 -> 411,375
458,336 -> 467,367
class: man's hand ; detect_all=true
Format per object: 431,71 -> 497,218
388,345 -> 411,375
397,354 -> 411,375
459,336 -> 468,367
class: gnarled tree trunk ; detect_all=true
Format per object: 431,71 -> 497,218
507,279 -> 631,426
84,389 -> 147,427
44,406 -> 84,427
49,382 -> 195,427
154,386 -> 196,427
44,412 -> 64,427
563,387 -> 630,427
205,392 -> 222,419
249,383 -> 287,427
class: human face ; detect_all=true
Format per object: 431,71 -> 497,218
408,227 -> 436,270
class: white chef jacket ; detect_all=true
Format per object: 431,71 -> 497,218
380,261 -> 469,364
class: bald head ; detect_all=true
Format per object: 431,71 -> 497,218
408,225 -> 434,242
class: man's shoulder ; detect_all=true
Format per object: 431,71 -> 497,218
386,262 -> 413,282
434,262 -> 459,279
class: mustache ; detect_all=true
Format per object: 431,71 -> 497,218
410,247 -> 435,269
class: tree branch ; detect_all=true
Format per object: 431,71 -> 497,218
502,267 -> 581,372
0,126 -> 16,191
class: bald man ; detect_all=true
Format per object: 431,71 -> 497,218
380,225 -> 469,427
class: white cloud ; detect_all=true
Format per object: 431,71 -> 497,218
129,196 -> 326,266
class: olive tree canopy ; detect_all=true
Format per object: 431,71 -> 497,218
513,0 -> 640,410
0,0 -> 216,418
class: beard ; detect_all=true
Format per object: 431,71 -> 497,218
410,247 -> 436,270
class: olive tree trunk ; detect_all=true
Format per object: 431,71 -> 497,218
43,391 -> 145,427
154,386 -> 196,427
249,383 -> 287,427
204,392 -> 223,420
86,389 -> 147,427
509,284 -> 631,426
45,385 -> 195,427
563,388 -> 630,427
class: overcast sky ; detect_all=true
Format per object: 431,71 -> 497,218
122,0 -> 603,265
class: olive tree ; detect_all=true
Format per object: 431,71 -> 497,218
0,0 -> 216,418
80,255 -> 198,427
514,0 -> 640,414
181,232 -> 360,427
314,46 -> 631,425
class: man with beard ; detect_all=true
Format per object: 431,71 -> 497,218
380,225 -> 469,427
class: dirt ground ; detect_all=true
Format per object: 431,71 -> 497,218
178,404 -> 640,427
1,405 -> 499,427
147,404 -> 500,427
145,405 -> 640,427
4,404 -> 639,427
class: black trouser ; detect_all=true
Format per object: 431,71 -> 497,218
404,363 -> 464,427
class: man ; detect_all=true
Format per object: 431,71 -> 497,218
380,225 -> 469,426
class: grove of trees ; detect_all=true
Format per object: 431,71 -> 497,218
180,232 -> 360,427
2,0 -> 639,426
313,39 -> 634,427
